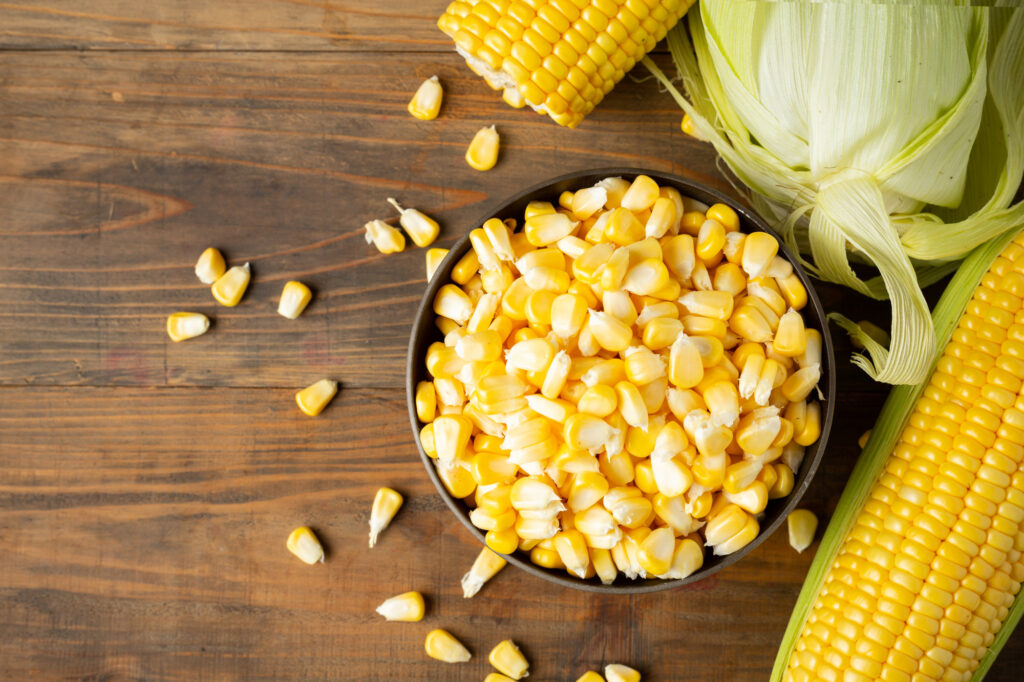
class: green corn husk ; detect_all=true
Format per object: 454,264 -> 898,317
644,2 -> 1024,386
767,226 -> 1023,681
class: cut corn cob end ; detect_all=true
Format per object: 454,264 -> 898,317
364,219 -> 406,254
369,487 -> 404,548
424,629 -> 472,663
166,312 -> 210,342
211,262 -> 250,307
286,526 -> 324,565
375,590 -> 425,622
277,280 -> 312,319
786,509 -> 817,554
604,663 -> 641,682
462,546 -> 507,598
466,125 -> 499,171
194,247 -> 226,284
295,378 -> 338,416
489,639 -> 530,680
408,75 -> 443,121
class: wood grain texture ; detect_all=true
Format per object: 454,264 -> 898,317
2,1 -> 1023,680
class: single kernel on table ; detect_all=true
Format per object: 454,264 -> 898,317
286,526 -> 324,565
604,664 -> 641,682
277,280 -> 312,319
368,487 -> 403,548
194,247 -> 226,284
424,628 -> 471,663
295,378 -> 338,416
466,125 -> 499,171
575,673 -> 606,682
408,75 -> 443,121
485,675 -> 517,682
364,219 -> 406,254
387,198 -> 439,248
461,546 -> 506,598
211,262 -> 251,307
787,509 -> 818,554
166,312 -> 210,342
488,640 -> 529,680
375,590 -> 424,622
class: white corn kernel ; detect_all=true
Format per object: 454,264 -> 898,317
277,281 -> 312,319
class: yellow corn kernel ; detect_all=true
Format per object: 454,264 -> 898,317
369,487 -> 403,548
286,526 -> 324,565
680,211 -> 706,236
436,283 -> 475,326
375,590 -> 425,622
645,197 -> 678,239
622,258 -> 670,296
364,219 -> 406,254
489,640 -> 530,680
420,423 -> 436,457
277,280 -> 312,319
425,628 -> 472,663
575,672 -> 606,682
680,290 -> 734,320
788,509 -> 818,554
486,527 -> 519,555
781,364 -> 821,402
462,546 -> 507,598
620,175 -> 660,212
295,378 -> 338,416
586,310 -> 631,352
742,231 -> 779,279
604,207 -> 645,246
211,262 -> 251,306
696,219 -> 726,261
778,272 -> 808,310
554,529 -> 591,579
640,317 -> 681,350
408,75 -> 443,120
166,312 -> 210,342
774,309 -> 807,357
669,333 -> 704,389
387,197 -> 440,247
525,212 -> 579,247
770,463 -> 795,498
433,414 -> 472,462
706,203 -> 740,232
194,247 -> 226,284
637,526 -> 675,576
452,250 -> 479,285
577,383 -> 618,418
605,664 -> 641,682
466,125 -> 500,171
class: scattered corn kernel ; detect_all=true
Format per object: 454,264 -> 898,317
277,281 -> 312,319
787,509 -> 818,554
166,312 -> 210,342
369,487 -> 403,548
194,247 -> 226,284
211,262 -> 250,307
408,75 -> 443,121
295,378 -> 338,416
375,590 -> 424,622
388,197 -> 440,247
466,125 -> 500,171
425,629 -> 471,663
364,219 -> 405,254
426,248 -> 449,281
462,546 -> 507,598
286,526 -> 323,565
489,640 -> 529,680
575,672 -> 605,682
604,663 -> 641,682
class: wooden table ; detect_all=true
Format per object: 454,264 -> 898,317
1,3 -> 1021,680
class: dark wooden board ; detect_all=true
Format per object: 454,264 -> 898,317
2,2 -> 1023,680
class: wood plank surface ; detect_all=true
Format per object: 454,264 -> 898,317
2,2 -> 1023,680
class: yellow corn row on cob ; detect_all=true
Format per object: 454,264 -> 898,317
437,0 -> 695,127
777,230 -> 1024,682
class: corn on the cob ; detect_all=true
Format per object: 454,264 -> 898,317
419,176 -> 823,585
369,487 -> 403,548
408,75 -> 443,120
375,591 -> 425,622
489,639 -> 530,680
166,312 -> 210,342
466,125 -> 500,170
286,526 -> 324,565
277,281 -> 312,319
437,0 -> 695,127
295,378 -> 338,416
462,546 -> 507,598
425,629 -> 472,663
774,229 -> 1024,682
211,262 -> 250,307
194,247 -> 226,284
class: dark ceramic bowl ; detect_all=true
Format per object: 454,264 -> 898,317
407,168 -> 835,593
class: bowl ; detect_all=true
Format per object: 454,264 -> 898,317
407,168 -> 835,593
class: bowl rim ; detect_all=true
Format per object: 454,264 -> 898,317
407,166 -> 836,594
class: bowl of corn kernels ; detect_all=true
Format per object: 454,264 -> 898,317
407,168 -> 836,592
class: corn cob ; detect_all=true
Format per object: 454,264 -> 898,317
437,0 -> 695,128
774,229 -> 1024,682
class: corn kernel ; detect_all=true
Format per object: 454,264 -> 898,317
194,247 -> 226,284
489,640 -> 530,679
295,378 -> 338,416
286,526 -> 324,565
375,590 -> 424,621
425,629 -> 471,663
408,75 -> 443,120
466,125 -> 500,171
605,663 -> 641,682
364,219 -> 405,254
369,487 -> 403,547
277,280 -> 312,319
211,262 -> 251,307
166,312 -> 210,342
462,546 -> 507,598
788,509 -> 818,553
388,197 -> 440,247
